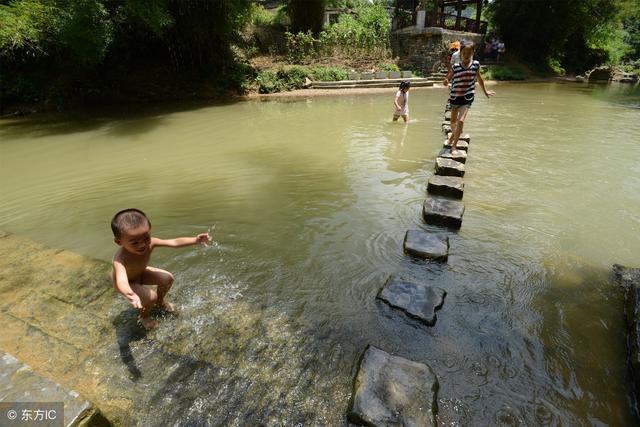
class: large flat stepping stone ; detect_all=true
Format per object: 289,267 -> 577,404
348,345 -> 439,426
377,276 -> 446,326
442,139 -> 469,151
0,351 -> 109,426
423,197 -> 465,229
403,230 -> 449,261
444,111 -> 451,120
445,132 -> 471,143
435,157 -> 465,177
438,148 -> 467,163
427,175 -> 464,199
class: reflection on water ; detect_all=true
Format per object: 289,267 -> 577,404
1,82 -> 639,425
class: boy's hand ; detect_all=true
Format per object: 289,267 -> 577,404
485,90 -> 496,98
443,78 -> 449,86
128,293 -> 143,310
195,232 -> 212,246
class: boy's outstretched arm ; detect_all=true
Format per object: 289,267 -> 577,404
477,70 -> 496,97
152,233 -> 212,248
113,261 -> 142,309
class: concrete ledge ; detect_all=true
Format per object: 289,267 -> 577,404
613,264 -> 640,402
0,351 -> 110,426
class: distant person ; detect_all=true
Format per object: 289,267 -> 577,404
110,209 -> 212,329
393,80 -> 411,123
442,40 -> 496,154
497,39 -> 506,61
491,36 -> 500,60
447,40 -> 461,73
483,40 -> 492,59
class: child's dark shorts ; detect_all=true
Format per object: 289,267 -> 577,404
449,95 -> 474,109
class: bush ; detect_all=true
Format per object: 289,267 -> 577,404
378,62 -> 400,72
255,65 -> 349,93
484,65 -> 527,80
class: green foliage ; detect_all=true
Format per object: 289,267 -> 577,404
255,65 -> 348,93
284,2 -> 391,63
483,65 -> 526,81
487,0 -> 637,73
285,30 -> 317,63
246,3 -> 273,27
378,62 -> 399,72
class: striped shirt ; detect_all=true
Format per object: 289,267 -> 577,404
450,60 -> 480,99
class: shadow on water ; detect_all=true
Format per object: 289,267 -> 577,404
112,309 -> 148,381
0,98 -> 243,140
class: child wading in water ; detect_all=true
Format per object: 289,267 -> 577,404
392,80 -> 411,122
443,40 -> 495,153
110,208 -> 212,328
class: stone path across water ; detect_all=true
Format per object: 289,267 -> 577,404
352,105 -> 478,426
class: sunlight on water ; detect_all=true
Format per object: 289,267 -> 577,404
1,82 -> 639,425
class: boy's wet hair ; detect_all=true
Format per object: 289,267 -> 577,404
111,208 -> 151,238
399,80 -> 411,90
460,39 -> 475,51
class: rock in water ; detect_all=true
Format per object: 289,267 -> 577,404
349,345 -> 439,426
377,276 -> 446,326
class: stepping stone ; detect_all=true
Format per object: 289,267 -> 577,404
403,230 -> 449,261
444,111 -> 451,120
423,197 -> 465,229
446,132 -> 471,143
435,157 -> 465,177
438,148 -> 467,164
0,351 -> 108,426
441,121 -> 450,127
349,345 -> 439,427
442,124 -> 452,133
427,175 -> 464,199
442,139 -> 469,151
377,276 -> 446,326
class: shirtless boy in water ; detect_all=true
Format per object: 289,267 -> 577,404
110,208 -> 211,328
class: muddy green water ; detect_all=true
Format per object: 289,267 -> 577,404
1,82 -> 639,425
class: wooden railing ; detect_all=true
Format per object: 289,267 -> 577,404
427,11 -> 487,34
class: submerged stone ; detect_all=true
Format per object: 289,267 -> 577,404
442,140 -> 469,151
427,175 -> 464,199
349,345 -> 439,427
435,157 -> 465,177
438,148 -> 467,164
403,230 -> 449,261
613,264 -> 640,401
377,276 -> 446,326
423,197 -> 465,229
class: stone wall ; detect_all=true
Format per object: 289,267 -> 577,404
392,27 -> 485,75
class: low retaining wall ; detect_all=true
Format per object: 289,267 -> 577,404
392,27 -> 484,75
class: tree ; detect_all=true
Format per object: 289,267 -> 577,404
284,0 -> 327,34
487,0 -> 622,73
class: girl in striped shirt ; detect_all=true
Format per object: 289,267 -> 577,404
443,40 -> 495,154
